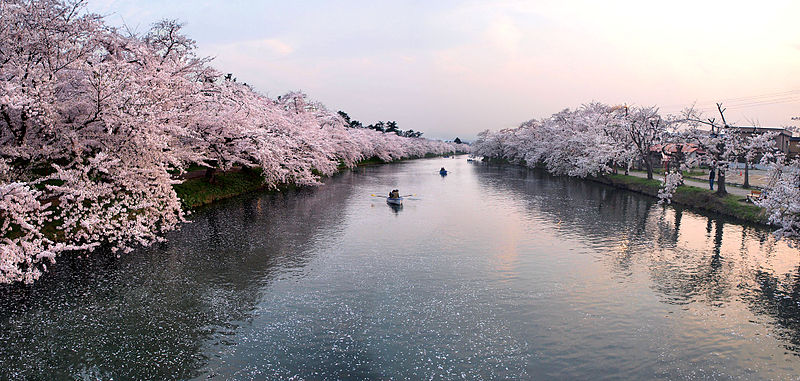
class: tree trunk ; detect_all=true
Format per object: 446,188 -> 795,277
715,169 -> 727,196
743,161 -> 750,189
645,158 -> 654,180
17,109 -> 28,146
205,168 -> 217,184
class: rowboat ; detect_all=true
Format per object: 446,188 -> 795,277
439,169 -> 448,175
386,197 -> 403,205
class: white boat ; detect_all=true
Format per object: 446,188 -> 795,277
386,197 -> 403,205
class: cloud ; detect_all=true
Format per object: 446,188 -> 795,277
207,38 -> 294,58
486,15 -> 523,57
261,39 -> 294,56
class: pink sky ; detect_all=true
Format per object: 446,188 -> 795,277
90,0 -> 800,140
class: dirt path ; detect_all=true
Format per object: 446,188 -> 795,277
626,171 -> 751,197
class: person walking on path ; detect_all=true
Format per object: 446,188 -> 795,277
709,167 -> 715,190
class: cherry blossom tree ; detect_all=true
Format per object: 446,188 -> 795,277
740,128 -> 780,188
680,103 -> 744,196
474,102 -> 663,180
757,159 -> 800,244
620,105 -> 669,180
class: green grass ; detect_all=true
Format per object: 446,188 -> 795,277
684,170 -> 706,177
599,173 -> 766,224
607,173 -> 661,187
629,168 -> 706,177
604,173 -> 662,194
354,156 -> 388,166
672,186 -> 765,223
173,169 -> 268,208
719,194 -> 765,222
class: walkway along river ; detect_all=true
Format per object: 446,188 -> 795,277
1,156 -> 799,379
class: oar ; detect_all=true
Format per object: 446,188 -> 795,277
401,194 -> 415,197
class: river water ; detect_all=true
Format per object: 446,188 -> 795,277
1,157 -> 799,379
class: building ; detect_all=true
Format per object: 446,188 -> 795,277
649,143 -> 704,168
790,136 -> 800,157
728,126 -> 792,155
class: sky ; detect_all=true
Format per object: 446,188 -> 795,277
87,0 -> 800,141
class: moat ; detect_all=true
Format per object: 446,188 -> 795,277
1,157 -> 798,379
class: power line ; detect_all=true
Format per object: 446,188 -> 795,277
718,89 -> 800,103
725,95 -> 800,109
660,88 -> 800,111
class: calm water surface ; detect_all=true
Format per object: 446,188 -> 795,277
2,157 -> 800,379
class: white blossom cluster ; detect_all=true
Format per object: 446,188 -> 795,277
658,171 -> 683,205
757,159 -> 800,243
472,103 -> 661,178
0,0 -> 468,284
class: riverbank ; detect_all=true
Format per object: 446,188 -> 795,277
174,168 -> 282,209
481,158 -> 767,225
175,153 -> 463,209
591,174 -> 766,224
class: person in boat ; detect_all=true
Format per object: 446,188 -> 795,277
390,189 -> 400,198
440,167 -> 446,172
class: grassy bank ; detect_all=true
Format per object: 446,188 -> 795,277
173,169 -> 273,209
592,174 -> 767,224
481,158 -> 767,225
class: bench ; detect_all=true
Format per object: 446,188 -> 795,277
746,190 -> 763,203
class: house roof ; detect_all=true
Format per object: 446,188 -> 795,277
728,126 -> 792,136
650,143 -> 704,154
729,126 -> 786,130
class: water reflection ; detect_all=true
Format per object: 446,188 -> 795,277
749,268 -> 800,353
0,172 -> 359,380
473,164 -> 800,360
387,202 -> 403,214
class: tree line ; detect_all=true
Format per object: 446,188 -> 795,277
336,111 -> 424,138
0,0 -> 469,284
472,102 -> 798,243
